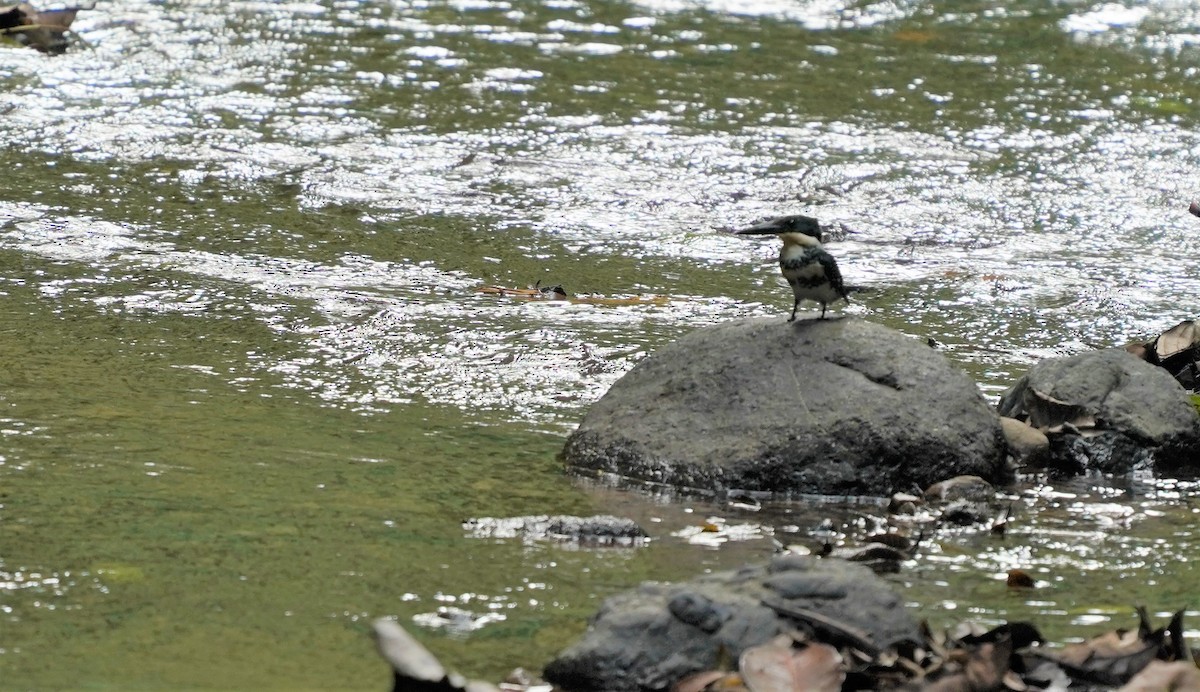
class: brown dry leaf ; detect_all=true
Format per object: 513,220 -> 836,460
477,284 -> 563,299
739,637 -> 844,692
1155,321 -> 1199,360
1117,659 -> 1200,691
672,670 -> 743,692
924,639 -> 1012,692
1006,569 -> 1035,589
1001,670 -> 1027,690
893,29 -> 936,43
1056,629 -> 1146,666
1039,630 -> 1162,686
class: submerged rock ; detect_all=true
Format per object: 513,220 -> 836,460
999,416 -> 1050,468
562,317 -> 1007,496
463,515 -> 647,546
924,474 -> 994,503
542,555 -> 919,691
997,348 -> 1200,474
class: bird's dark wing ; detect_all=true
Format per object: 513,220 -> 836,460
817,250 -> 849,300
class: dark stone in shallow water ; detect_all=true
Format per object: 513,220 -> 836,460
542,555 -> 919,691
998,348 -> 1200,474
562,317 -> 1008,496
462,515 -> 647,545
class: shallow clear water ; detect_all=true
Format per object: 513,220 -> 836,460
3,0 -> 1200,686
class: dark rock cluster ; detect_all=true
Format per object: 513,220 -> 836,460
542,554 -> 918,691
564,316 -> 1200,489
999,348 -> 1200,474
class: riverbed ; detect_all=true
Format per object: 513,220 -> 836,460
2,0 -> 1200,686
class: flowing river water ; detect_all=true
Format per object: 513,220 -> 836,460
3,0 -> 1200,687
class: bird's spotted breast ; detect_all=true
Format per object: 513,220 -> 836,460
782,261 -> 828,289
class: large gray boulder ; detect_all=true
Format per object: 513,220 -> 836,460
563,317 -> 1007,496
997,348 -> 1200,473
543,555 -> 920,691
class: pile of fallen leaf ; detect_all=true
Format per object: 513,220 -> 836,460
672,607 -> 1198,692
0,2 -> 84,53
374,606 -> 1200,691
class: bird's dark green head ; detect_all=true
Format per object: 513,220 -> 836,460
734,214 -> 822,241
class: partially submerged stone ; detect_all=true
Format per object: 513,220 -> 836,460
543,555 -> 919,691
998,348 -> 1200,473
924,474 -> 994,503
563,317 -> 1007,496
999,416 -> 1050,467
463,515 -> 647,546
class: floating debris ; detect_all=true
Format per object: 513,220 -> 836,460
477,282 -> 670,306
672,516 -> 768,546
477,281 -> 567,300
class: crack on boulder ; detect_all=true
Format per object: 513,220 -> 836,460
827,356 -> 903,392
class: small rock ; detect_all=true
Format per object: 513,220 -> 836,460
940,499 -> 990,526
888,491 -> 921,515
924,475 -> 994,503
999,416 -> 1050,467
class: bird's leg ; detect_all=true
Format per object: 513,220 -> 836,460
790,299 -> 799,322
819,303 -> 827,320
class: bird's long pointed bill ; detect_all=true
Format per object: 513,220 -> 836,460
733,219 -> 788,235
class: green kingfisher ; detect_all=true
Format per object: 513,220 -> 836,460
733,214 -> 849,321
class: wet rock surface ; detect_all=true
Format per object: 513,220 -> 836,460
542,555 -> 919,691
562,317 -> 1008,496
997,348 -> 1200,474
999,416 -> 1050,468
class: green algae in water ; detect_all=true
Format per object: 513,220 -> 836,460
0,266 -> 604,689
4,0 -> 1200,686
90,564 -> 147,585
